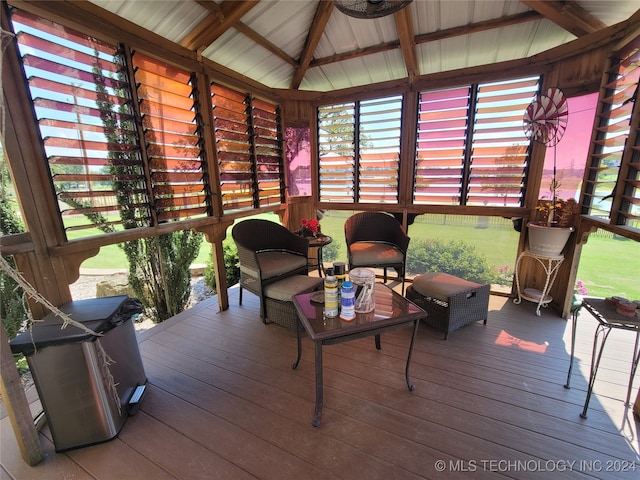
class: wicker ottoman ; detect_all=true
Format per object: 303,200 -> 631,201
263,275 -> 324,329
406,272 -> 489,339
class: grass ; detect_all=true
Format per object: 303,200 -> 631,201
65,211 -> 638,300
574,234 -> 639,300
64,219 -> 216,269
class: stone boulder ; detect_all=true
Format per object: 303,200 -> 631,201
96,274 -> 136,298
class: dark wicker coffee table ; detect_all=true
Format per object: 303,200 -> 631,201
292,283 -> 425,426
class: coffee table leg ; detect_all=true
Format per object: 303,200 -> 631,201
312,341 -> 323,427
405,319 -> 419,392
292,318 -> 302,369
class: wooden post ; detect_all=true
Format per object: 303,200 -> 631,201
195,220 -> 234,312
0,323 -> 43,465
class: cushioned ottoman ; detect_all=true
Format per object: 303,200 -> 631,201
406,272 -> 489,339
263,275 -> 324,329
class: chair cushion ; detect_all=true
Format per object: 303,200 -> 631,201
263,275 -> 323,302
256,251 -> 308,279
349,242 -> 404,266
413,272 -> 482,302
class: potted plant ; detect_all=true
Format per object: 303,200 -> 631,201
527,185 -> 578,256
297,217 -> 321,238
523,87 -> 576,257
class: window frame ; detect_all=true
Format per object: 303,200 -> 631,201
414,76 -> 541,208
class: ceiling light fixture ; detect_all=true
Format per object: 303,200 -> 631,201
334,0 -> 413,19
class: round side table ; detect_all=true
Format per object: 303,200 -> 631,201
305,235 -> 332,276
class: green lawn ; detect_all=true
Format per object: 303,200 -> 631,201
66,213 -> 283,270
68,211 -> 638,300
574,234 -> 639,300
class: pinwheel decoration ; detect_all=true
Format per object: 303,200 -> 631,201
523,87 -> 570,225
524,87 -> 568,147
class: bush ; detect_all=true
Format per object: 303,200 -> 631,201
205,242 -> 240,291
1,179 -> 27,340
407,238 -> 496,284
126,231 -> 203,323
321,241 -> 341,264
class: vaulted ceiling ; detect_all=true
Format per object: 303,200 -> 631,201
63,1 -> 640,92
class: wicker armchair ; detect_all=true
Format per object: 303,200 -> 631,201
231,219 -> 310,321
344,212 -> 410,294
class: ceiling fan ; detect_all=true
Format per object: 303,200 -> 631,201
334,0 -> 413,19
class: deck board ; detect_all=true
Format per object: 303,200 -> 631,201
2,289 -> 639,479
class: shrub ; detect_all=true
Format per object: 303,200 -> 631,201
205,242 -> 240,291
321,241 -> 340,264
126,231 -> 203,322
407,238 -> 495,284
0,171 -> 27,340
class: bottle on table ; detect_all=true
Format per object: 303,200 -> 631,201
340,280 -> 356,321
324,267 -> 339,318
333,262 -> 346,301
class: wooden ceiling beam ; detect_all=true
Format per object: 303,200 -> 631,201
180,0 -> 259,51
521,0 -> 607,37
311,10 -> 540,68
290,0 -> 334,90
233,22 -> 298,67
394,7 -> 418,82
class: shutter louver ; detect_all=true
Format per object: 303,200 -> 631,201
11,9 -> 149,234
414,87 -> 469,205
584,37 -> 640,226
359,96 -> 401,203
318,103 -> 356,202
133,52 -> 207,222
468,77 -> 539,206
251,98 -> 285,207
211,84 -> 254,212
414,77 -> 539,206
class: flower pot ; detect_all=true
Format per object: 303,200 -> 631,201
527,222 -> 574,256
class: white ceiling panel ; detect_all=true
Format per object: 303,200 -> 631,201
90,0 -> 209,44
83,0 -> 640,92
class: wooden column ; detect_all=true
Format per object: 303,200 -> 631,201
195,220 -> 234,312
0,324 -> 43,465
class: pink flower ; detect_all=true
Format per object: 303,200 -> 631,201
576,280 -> 588,295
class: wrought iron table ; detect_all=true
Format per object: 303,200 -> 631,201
565,297 -> 640,418
292,283 -> 425,426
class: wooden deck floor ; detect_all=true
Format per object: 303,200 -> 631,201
2,287 -> 640,479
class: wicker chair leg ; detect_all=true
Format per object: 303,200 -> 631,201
239,286 -> 243,305
259,298 -> 267,323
